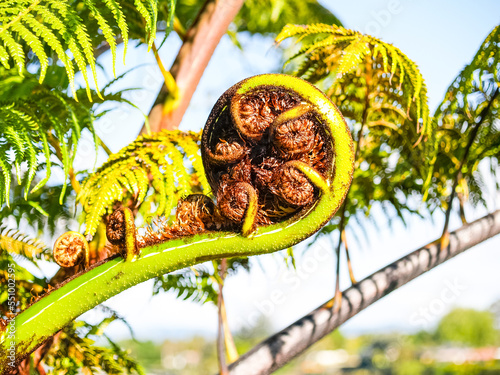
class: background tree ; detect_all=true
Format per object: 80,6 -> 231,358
435,308 -> 498,347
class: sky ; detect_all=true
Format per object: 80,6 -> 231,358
40,1 -> 500,342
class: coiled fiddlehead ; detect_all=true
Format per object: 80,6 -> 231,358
106,207 -> 138,262
0,74 -> 354,371
201,80 -> 333,235
53,232 -> 90,269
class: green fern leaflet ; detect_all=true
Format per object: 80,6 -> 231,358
0,0 -> 158,100
0,67 -> 135,208
0,226 -> 48,260
79,130 -> 211,237
276,23 -> 431,144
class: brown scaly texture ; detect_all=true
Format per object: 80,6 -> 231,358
106,209 -> 126,245
202,84 -> 333,230
53,233 -> 87,268
136,194 -> 227,248
133,82 -> 333,245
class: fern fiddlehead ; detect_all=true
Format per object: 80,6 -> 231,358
201,79 -> 334,235
53,231 -> 89,269
106,207 -> 138,262
0,74 -> 354,371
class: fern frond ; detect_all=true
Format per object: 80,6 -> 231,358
79,130 -> 212,237
427,25 -> 500,211
0,29 -> 24,73
153,259 -> 249,304
102,0 -> 129,61
133,0 -> 158,50
153,267 -> 218,304
277,23 -> 431,141
435,25 -> 500,119
0,68 -> 134,207
42,320 -> 145,375
0,0 -> 158,99
0,226 -> 47,259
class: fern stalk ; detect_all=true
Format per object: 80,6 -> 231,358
1,74 -> 355,368
1,175 -> 347,370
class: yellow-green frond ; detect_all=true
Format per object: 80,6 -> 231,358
0,68 -> 135,207
0,0 -> 158,99
0,226 -> 48,259
277,23 -> 432,155
79,130 -> 211,237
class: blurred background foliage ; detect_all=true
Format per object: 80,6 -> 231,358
118,306 -> 500,374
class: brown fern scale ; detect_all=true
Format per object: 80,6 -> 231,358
124,83 -> 332,247
135,194 -> 228,248
201,83 -> 332,228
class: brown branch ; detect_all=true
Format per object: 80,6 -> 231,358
144,0 -> 244,133
94,36 -> 123,60
227,210 -> 500,375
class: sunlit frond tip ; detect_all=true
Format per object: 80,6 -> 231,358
276,23 -> 431,143
0,226 -> 48,259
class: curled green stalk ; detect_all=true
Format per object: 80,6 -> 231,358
0,74 -> 354,372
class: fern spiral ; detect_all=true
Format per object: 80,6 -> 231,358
201,75 -> 336,235
1,74 -> 355,369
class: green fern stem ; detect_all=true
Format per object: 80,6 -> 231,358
0,75 -> 354,370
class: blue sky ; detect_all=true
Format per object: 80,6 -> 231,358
65,1 -> 500,341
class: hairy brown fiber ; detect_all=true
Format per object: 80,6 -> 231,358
202,79 -> 334,230
231,89 -> 302,141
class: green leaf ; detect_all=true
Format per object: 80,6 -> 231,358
79,130 -> 211,237
0,0 -> 158,99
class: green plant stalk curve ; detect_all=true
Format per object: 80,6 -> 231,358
0,74 -> 354,371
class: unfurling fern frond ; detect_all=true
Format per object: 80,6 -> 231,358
0,0 -> 158,100
79,130 -> 211,237
0,226 -> 48,259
